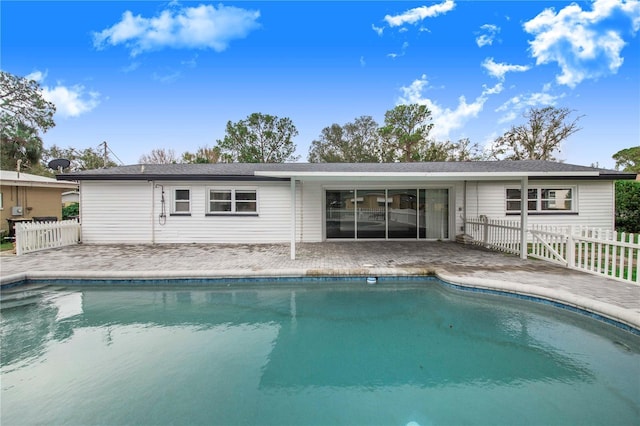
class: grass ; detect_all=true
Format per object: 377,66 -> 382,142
0,241 -> 14,252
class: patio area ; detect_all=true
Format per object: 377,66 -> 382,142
1,241 -> 639,330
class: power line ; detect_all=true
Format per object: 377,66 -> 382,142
97,141 -> 125,166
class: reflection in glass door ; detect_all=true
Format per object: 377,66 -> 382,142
326,188 -> 448,240
356,190 -> 387,239
387,189 -> 418,238
326,190 -> 355,239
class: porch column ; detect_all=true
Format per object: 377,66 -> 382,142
290,178 -> 296,260
520,176 -> 528,259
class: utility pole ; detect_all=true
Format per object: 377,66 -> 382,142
99,141 -> 108,168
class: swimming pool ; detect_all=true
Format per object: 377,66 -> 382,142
1,280 -> 639,425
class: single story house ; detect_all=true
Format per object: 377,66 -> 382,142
57,160 -> 636,259
1,170 -> 79,237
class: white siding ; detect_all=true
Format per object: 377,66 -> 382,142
80,177 -> 615,244
153,181 -> 292,243
464,180 -> 615,230
80,181 -> 153,243
299,181 -> 323,242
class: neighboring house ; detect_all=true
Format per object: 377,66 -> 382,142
57,161 -> 636,256
62,190 -> 80,207
1,170 -> 79,236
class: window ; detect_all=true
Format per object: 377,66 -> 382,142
208,189 -> 257,214
172,188 -> 191,215
506,187 -> 575,214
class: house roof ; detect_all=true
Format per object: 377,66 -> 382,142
1,170 -> 79,189
55,160 -> 637,182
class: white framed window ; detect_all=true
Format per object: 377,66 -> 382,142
172,188 -> 191,215
207,188 -> 258,215
506,187 -> 575,214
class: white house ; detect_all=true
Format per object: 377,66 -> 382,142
57,161 -> 636,258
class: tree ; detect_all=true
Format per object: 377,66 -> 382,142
216,113 -> 299,163
1,71 -> 56,173
1,71 -> 56,133
615,180 -> 640,233
308,116 -> 382,163
139,148 -> 178,164
449,138 -> 486,161
491,106 -> 582,161
181,146 -> 222,164
379,104 -> 433,162
612,146 -> 640,173
41,145 -> 117,172
0,117 -> 43,171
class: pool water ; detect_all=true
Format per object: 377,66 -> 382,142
1,281 -> 639,425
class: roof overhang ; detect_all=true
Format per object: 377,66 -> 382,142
1,178 -> 78,189
254,170 -> 606,182
57,174 -> 289,182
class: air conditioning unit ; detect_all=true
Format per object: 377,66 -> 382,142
11,206 -> 23,216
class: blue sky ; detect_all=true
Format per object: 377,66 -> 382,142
2,0 -> 639,168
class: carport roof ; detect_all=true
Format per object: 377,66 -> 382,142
56,160 -> 637,182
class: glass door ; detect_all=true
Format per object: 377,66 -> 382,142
356,190 -> 387,239
326,188 -> 449,240
419,189 -> 449,239
387,189 -> 418,239
325,190 -> 355,239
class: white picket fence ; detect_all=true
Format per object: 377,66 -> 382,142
465,216 -> 639,285
14,220 -> 81,256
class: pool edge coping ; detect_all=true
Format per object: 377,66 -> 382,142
2,269 -> 639,333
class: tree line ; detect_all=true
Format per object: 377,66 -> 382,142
137,104 -> 584,165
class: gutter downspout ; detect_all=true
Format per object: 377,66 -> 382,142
290,178 -> 296,260
520,176 -> 528,259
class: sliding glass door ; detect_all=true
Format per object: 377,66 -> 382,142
356,190 -> 387,239
419,189 -> 449,239
326,190 -> 355,239
387,189 -> 418,239
326,188 -> 449,240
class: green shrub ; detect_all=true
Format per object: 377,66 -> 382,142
615,180 -> 640,233
62,202 -> 79,220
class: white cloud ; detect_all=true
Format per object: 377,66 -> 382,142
482,57 -> 531,80
26,70 -> 101,118
384,0 -> 455,27
496,91 -> 564,123
152,70 -> 181,84
476,24 -> 500,47
93,4 -> 261,56
524,0 -> 640,87
181,54 -> 198,68
398,74 -> 502,140
387,41 -> 409,59
372,24 -> 384,36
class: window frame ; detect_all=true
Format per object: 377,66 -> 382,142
206,187 -> 258,216
505,186 -> 576,215
171,187 -> 192,216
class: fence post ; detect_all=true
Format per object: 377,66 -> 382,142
481,215 -> 489,247
15,223 -> 24,256
566,226 -> 575,268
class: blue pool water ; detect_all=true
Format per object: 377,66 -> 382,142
1,281 -> 639,425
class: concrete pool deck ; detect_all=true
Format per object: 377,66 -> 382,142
1,241 -> 639,331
